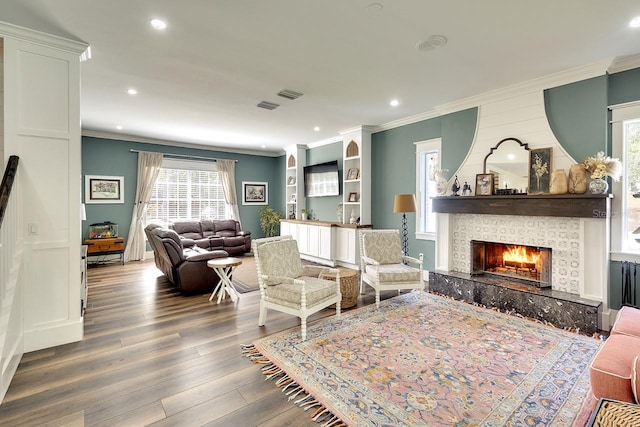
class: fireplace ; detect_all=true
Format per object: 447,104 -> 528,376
471,240 -> 551,288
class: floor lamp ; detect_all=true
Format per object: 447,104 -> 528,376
393,194 -> 417,257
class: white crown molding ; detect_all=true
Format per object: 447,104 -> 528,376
373,58 -> 614,134
0,20 -> 88,55
82,130 -> 282,157
305,135 -> 342,149
608,54 -> 640,74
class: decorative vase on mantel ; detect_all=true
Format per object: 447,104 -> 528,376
567,164 -> 588,194
549,169 -> 568,195
589,177 -> 609,195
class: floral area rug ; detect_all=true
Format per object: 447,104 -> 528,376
243,292 -> 602,426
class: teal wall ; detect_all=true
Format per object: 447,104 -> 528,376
544,76 -> 609,161
370,108 -> 478,270
608,67 -> 640,106
82,136 -> 282,241
304,141 -> 343,221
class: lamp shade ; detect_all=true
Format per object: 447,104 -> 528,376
393,194 -> 417,213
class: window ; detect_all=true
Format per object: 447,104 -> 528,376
147,158 -> 230,225
415,138 -> 441,240
611,103 -> 640,260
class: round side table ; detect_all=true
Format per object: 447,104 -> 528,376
320,267 -> 359,309
207,257 -> 243,304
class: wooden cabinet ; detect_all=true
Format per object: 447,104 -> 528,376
84,237 -> 125,264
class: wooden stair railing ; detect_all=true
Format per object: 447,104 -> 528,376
0,155 -> 20,230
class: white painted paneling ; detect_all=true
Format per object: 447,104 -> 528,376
26,245 -> 70,325
17,50 -> 69,133
20,135 -> 70,242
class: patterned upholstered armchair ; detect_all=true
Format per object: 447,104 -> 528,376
252,235 -> 341,340
359,229 -> 424,308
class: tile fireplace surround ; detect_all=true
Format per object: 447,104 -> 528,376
431,195 -> 610,334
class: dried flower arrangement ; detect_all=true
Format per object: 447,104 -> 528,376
581,152 -> 622,181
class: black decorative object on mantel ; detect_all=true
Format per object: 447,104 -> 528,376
451,175 -> 460,196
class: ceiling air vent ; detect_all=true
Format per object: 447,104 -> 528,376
257,101 -> 280,110
277,89 -> 303,100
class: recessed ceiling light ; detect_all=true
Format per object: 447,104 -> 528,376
261,144 -> 267,149
631,16 -> 640,28
150,19 -> 167,30
390,99 -> 400,107
116,125 -> 123,130
313,126 -> 320,132
127,88 -> 137,95
416,35 -> 448,51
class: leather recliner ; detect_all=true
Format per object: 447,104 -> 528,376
145,224 -> 229,294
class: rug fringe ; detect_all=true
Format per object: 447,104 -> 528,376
241,344 -> 344,425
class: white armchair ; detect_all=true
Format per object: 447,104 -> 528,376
359,229 -> 424,308
252,235 -> 341,340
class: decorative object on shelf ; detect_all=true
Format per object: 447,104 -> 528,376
301,208 -> 313,221
336,202 -> 343,223
528,148 -> 552,194
589,177 -> 609,195
346,140 -> 359,157
462,181 -> 472,196
287,176 -> 296,185
475,173 -> 494,196
346,168 -> 360,180
582,151 -> 622,180
581,151 -> 621,195
349,209 -> 357,224
257,205 -> 282,237
348,192 -> 358,202
242,181 -> 268,205
290,193 -> 297,203
567,164 -> 588,194
430,166 -> 449,196
393,194 -> 417,257
451,175 -> 461,196
549,169 -> 568,195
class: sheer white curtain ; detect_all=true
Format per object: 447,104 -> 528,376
124,151 -> 163,262
217,159 -> 241,225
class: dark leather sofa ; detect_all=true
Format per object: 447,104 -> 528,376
169,219 -> 251,256
145,224 -> 229,294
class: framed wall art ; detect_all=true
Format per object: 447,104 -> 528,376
242,181 -> 268,205
528,148 -> 552,194
475,173 -> 494,196
85,175 -> 124,204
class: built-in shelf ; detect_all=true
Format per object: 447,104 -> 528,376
432,194 -> 611,218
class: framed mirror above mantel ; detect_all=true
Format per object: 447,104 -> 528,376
483,137 -> 530,194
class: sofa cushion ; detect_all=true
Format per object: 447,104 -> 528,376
362,232 -> 402,265
221,235 -> 246,247
215,219 -> 239,236
612,306 -> 640,339
364,263 -> 421,283
265,276 -> 338,309
590,334 -> 640,403
200,220 -> 216,238
258,239 -> 304,285
171,221 -> 204,240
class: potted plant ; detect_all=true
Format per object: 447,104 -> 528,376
257,205 -> 282,237
301,208 -> 313,221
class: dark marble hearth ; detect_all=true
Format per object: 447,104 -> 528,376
429,270 -> 602,335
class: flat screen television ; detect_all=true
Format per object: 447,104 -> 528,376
304,160 -> 340,197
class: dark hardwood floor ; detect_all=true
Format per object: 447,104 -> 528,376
0,259 -> 394,426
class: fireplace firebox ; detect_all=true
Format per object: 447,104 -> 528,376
471,240 -> 551,288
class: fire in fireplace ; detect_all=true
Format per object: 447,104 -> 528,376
471,240 -> 551,288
